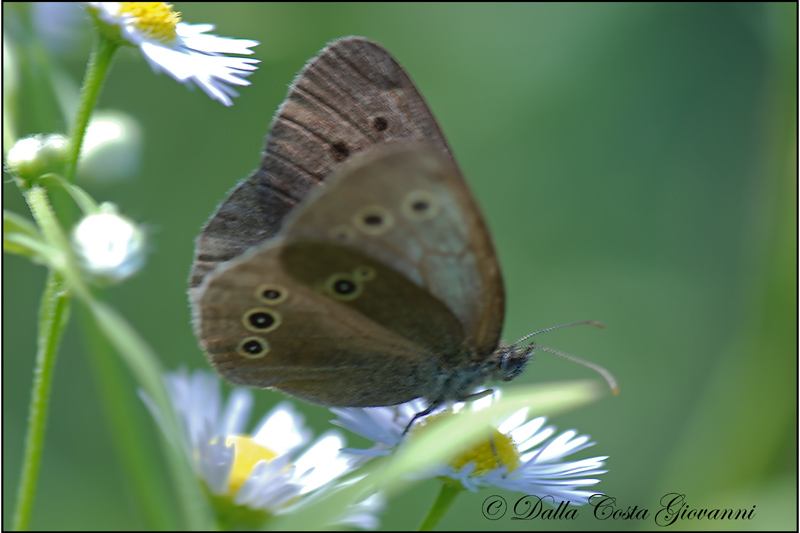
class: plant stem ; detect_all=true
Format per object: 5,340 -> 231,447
63,35 -> 118,184
12,270 -> 71,531
418,482 -> 463,531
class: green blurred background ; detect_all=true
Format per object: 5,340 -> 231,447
4,2 -> 796,530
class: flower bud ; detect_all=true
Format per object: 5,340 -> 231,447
72,204 -> 146,284
6,133 -> 67,183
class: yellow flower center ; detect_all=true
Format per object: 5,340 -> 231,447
119,2 -> 181,42
412,411 -> 521,477
222,435 -> 279,495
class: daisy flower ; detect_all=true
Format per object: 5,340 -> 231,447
87,2 -> 259,105
331,390 -> 608,505
142,369 -> 382,529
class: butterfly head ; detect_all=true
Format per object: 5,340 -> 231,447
491,342 -> 534,382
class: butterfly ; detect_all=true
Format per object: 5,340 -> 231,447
190,37 -> 614,420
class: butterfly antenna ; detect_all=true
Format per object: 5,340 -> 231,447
511,320 -> 605,347
511,320 -> 619,395
537,344 -> 619,395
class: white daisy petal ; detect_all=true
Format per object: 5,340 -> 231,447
219,388 -> 253,436
294,432 -> 351,493
176,23 -> 258,55
200,437 -> 235,495
518,424 -> 557,451
252,402 -> 310,454
497,407 -> 529,434
330,407 -> 403,447
508,415 -> 547,445
234,455 -> 294,507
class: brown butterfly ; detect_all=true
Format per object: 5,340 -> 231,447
190,37 -> 611,419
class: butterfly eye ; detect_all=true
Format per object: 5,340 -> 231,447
323,273 -> 362,301
352,265 -> 376,282
237,336 -> 269,358
402,190 -> 440,221
243,308 -> 282,333
257,284 -> 288,304
353,205 -> 394,235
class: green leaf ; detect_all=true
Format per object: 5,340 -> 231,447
3,210 -> 53,263
39,174 -> 100,215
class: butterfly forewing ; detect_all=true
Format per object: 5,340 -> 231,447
191,37 -> 456,292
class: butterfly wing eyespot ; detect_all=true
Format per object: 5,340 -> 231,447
352,265 -> 376,282
372,116 -> 389,132
257,284 -> 288,304
237,336 -> 270,358
331,141 -> 350,161
329,224 -> 356,243
321,273 -> 363,301
243,308 -> 282,333
353,205 -> 394,235
401,189 -> 440,221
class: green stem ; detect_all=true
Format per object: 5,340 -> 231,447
63,35 -> 119,184
22,186 -> 72,273
12,270 -> 71,531
418,482 -> 464,531
11,186 -> 76,531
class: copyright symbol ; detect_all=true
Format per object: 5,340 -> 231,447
482,495 -> 507,520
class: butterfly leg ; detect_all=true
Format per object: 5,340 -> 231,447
403,401 -> 441,435
458,388 -> 494,403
